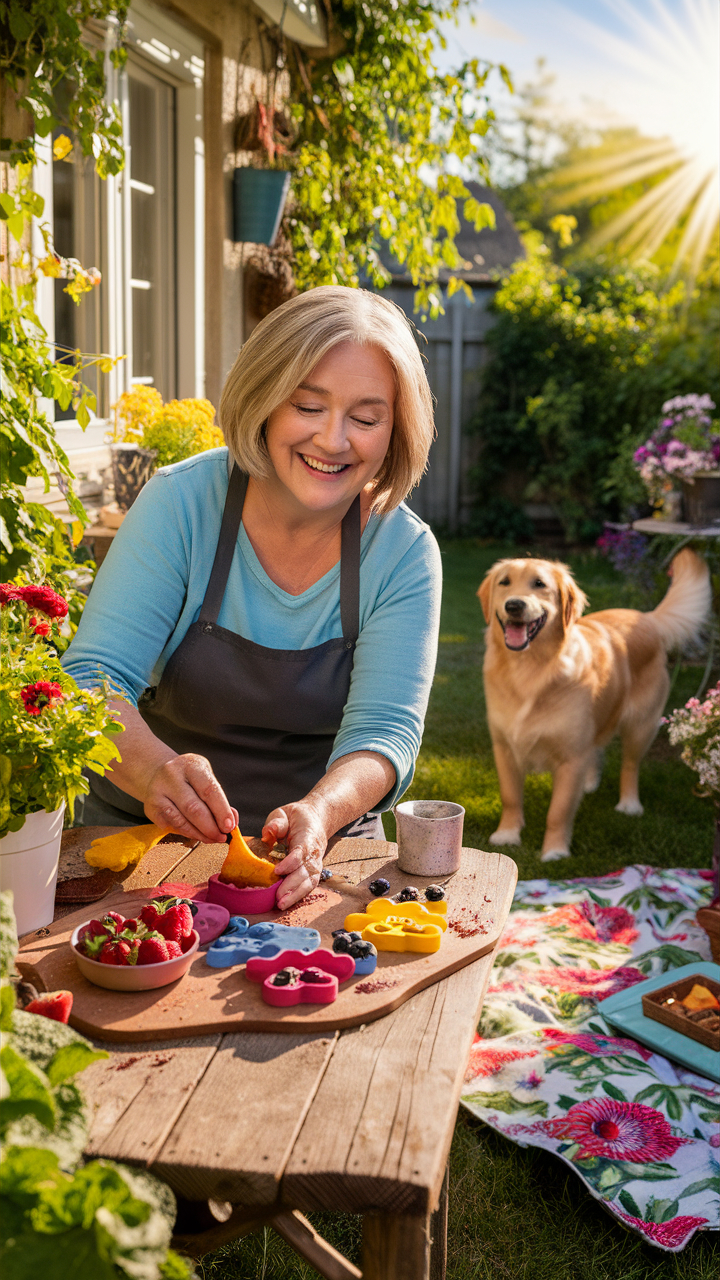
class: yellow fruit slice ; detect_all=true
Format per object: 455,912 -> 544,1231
219,827 -> 279,887
84,823 -> 172,872
681,983 -> 720,1011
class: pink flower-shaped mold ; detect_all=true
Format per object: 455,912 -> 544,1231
206,874 -> 279,914
246,948 -> 355,1007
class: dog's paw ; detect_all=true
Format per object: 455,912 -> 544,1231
489,828 -> 522,847
615,798 -> 644,816
540,847 -> 571,862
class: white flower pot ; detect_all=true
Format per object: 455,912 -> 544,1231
0,804 -> 65,936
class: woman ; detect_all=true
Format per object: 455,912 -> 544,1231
64,286 -> 441,908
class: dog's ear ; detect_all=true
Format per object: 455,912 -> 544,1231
477,572 -> 494,623
556,565 -> 588,630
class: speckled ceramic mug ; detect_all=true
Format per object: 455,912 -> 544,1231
394,800 -> 465,876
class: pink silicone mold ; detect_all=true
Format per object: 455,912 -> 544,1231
205,874 -> 279,914
245,948 -> 355,1007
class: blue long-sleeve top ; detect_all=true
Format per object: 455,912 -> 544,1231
63,448 -> 442,809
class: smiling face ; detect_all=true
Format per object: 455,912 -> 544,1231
477,558 -> 587,653
263,341 -> 395,516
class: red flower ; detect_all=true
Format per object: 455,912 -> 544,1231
0,583 -> 20,605
16,584 -> 68,619
20,682 -> 64,716
28,615 -> 52,637
465,1041 -> 541,1083
544,901 -> 638,946
615,1210 -> 708,1249
542,1097 -> 688,1162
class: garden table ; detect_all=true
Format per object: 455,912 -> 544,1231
49,831 -> 516,1280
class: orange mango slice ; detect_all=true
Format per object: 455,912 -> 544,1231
681,983 -> 720,1011
84,823 -> 172,872
219,827 -> 279,887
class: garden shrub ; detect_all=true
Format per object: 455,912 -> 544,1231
470,238 -> 720,541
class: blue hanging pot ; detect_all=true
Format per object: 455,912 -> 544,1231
233,168 -> 291,246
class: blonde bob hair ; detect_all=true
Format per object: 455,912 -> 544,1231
218,285 -> 435,512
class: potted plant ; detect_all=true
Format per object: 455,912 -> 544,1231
108,389 -> 224,514
232,94 -> 293,246
633,394 -> 720,524
0,584 -> 122,934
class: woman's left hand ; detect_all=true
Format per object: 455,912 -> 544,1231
262,801 -> 328,910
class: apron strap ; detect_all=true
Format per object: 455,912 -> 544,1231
200,465 -> 248,625
200,466 -> 361,638
340,493 -> 361,644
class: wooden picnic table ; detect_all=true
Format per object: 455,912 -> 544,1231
52,831 -> 516,1280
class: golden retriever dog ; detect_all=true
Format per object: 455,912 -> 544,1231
477,549 -> 711,861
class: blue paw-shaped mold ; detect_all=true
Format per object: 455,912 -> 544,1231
205,917 -> 321,968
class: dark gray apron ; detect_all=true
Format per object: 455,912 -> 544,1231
88,466 -> 383,840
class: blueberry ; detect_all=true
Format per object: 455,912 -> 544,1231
347,931 -> 363,942
368,878 -> 390,897
332,927 -> 350,937
396,886 -> 420,903
333,933 -> 351,953
320,868 -> 333,881
425,884 -> 445,902
272,969 -> 293,986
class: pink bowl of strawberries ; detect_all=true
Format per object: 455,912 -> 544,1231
71,896 -> 200,991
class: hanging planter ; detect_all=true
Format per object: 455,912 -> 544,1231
233,168 -> 291,247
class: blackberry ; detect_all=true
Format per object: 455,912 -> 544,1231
368,878 -> 390,897
300,968 -> 328,984
272,968 -> 293,986
333,932 -> 351,953
396,886 -> 420,903
348,940 -> 376,960
425,884 -> 445,902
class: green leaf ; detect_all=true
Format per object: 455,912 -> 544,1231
0,193 -> 17,219
1,1225 -> 116,1280
46,1042 -> 108,1087
0,1145 -> 60,1207
618,1189 -> 641,1219
0,980 -> 15,1032
556,1095 -> 579,1111
601,1080 -> 627,1102
0,889 -> 18,981
679,1177 -> 720,1200
0,1046 -> 55,1134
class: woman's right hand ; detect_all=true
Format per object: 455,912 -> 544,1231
143,753 -> 238,843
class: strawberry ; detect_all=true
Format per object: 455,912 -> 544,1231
103,911 -> 125,930
137,937 -> 169,965
99,940 -> 132,965
180,932 -> 196,954
122,918 -> 139,933
24,990 -> 73,1023
155,902 -> 193,941
140,902 -> 160,929
164,940 -> 183,958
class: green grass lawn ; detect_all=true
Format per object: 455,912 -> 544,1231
203,540 -> 718,1280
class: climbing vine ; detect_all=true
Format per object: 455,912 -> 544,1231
272,0 -> 509,314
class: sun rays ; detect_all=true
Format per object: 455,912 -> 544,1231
550,0 -> 719,276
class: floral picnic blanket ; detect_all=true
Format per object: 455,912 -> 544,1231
461,865 -> 719,1252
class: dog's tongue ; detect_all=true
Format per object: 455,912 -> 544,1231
504,623 -> 528,649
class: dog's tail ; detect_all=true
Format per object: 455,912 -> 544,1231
650,548 -> 711,650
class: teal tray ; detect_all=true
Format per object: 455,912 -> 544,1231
599,961 -> 720,1083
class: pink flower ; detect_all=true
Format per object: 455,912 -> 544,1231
0,583 -> 20,605
542,1098 -> 689,1162
527,966 -> 645,996
615,1210 -> 708,1249
544,901 -> 638,946
16,584 -> 68,619
542,1028 -> 652,1061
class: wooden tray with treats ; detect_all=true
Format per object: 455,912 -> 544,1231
641,973 -> 720,1051
17,840 -> 517,1043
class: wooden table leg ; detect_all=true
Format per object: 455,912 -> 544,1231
429,1164 -> 449,1280
362,1210 -> 431,1280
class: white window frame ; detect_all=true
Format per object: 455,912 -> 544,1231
34,0 -> 205,450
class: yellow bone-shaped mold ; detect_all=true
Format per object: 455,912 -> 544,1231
344,898 -> 446,953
